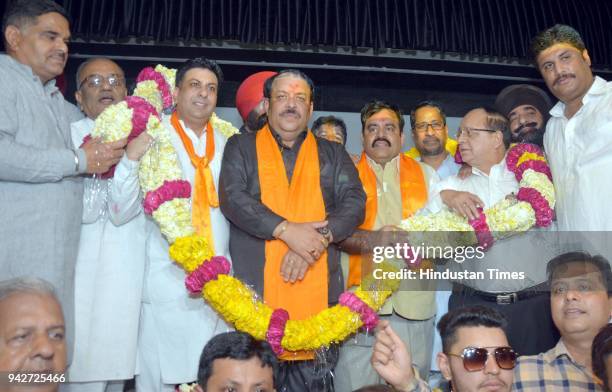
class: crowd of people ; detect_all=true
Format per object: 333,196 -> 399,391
1,1 -> 611,392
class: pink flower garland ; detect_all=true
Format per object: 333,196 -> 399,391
515,160 -> 553,182
266,309 -> 290,355
339,291 -> 379,331
136,67 -> 173,111
143,180 -> 191,215
184,256 -> 231,294
505,143 -> 554,227
125,96 -> 159,142
454,148 -> 464,164
517,187 -> 555,227
505,143 -> 543,170
468,208 -> 494,250
80,96 -> 159,179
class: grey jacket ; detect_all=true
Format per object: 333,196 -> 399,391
0,54 -> 85,356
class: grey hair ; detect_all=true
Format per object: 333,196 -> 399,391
0,277 -> 58,302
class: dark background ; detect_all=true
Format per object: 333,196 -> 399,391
2,0 -> 611,115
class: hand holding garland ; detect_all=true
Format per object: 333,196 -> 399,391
440,189 -> 484,220
82,137 -> 127,173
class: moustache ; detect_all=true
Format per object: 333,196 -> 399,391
423,136 -> 441,143
515,122 -> 539,135
281,108 -> 300,117
372,137 -> 391,148
554,73 -> 575,86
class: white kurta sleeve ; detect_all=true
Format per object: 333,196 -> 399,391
108,155 -> 143,226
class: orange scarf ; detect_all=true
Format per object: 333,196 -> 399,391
171,112 -> 218,252
347,154 -> 428,287
257,125 -> 327,360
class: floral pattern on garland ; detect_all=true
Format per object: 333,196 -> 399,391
94,64 -> 555,356
400,143 -> 555,249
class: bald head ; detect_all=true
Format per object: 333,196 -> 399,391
75,57 -> 127,119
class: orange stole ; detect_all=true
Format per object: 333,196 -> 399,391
171,112 -> 218,252
256,125 -> 328,359
347,154 -> 428,287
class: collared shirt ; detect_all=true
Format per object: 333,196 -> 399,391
424,158 -> 556,292
219,128 -> 365,300
425,157 -> 518,214
544,76 -> 612,231
363,155 -> 440,319
419,152 -> 461,180
513,339 -> 605,391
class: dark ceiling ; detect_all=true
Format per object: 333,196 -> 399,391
2,0 -> 611,115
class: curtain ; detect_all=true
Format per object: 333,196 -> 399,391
61,0 -> 612,68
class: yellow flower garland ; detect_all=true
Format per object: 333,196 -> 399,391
94,64 -> 556,354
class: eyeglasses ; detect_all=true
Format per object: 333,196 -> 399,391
78,74 -> 125,90
414,121 -> 445,133
456,127 -> 499,139
447,346 -> 517,372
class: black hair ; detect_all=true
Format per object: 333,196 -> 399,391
437,305 -> 507,354
263,69 -> 315,103
312,115 -> 348,145
592,324 -> 612,391
530,24 -> 586,62
197,332 -> 278,389
410,100 -> 447,129
2,0 -> 70,36
547,251 -> 612,295
175,57 -> 223,88
360,100 -> 405,134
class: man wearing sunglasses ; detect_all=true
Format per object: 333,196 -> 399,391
66,57 -> 151,391
513,251 -> 611,391
372,305 -> 517,391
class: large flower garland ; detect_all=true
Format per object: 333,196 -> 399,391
94,64 -> 555,356
400,143 -> 555,249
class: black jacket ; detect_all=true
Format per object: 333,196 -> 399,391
219,129 -> 366,301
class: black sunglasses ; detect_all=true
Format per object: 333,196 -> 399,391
447,346 -> 518,372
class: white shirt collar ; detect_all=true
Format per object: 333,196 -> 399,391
550,76 -> 607,118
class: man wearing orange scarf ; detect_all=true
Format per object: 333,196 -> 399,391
219,70 -> 365,392
334,100 -> 440,391
137,58 -> 238,392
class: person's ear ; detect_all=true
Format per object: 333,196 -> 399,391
438,352 -> 453,382
582,49 -> 591,67
4,25 -> 22,52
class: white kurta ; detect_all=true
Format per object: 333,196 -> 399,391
544,76 -> 612,231
140,115 -> 231,384
69,117 -> 146,382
